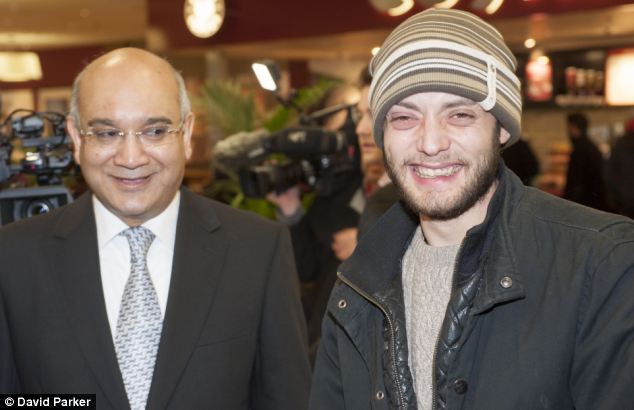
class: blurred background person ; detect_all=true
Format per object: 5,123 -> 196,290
501,136 -> 540,186
563,112 -> 608,210
267,83 -> 362,361
352,66 -> 399,240
606,118 -> 634,218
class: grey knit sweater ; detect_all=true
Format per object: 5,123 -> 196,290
402,227 -> 460,409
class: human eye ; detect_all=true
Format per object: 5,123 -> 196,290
140,126 -> 170,140
355,109 -> 371,126
453,111 -> 475,119
448,110 -> 477,126
387,112 -> 419,130
91,128 -> 122,143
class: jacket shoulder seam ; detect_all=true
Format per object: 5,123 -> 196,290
533,215 -> 634,245
576,240 -> 633,338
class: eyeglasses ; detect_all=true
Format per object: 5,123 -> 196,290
79,123 -> 184,148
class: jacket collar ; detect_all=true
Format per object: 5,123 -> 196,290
148,187 -> 226,409
469,165 -> 526,313
338,164 -> 525,312
52,188 -> 221,239
49,192 -> 130,409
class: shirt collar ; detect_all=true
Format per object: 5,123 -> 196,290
93,191 -> 181,250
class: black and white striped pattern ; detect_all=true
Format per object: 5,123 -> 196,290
369,8 -> 522,148
115,226 -> 161,410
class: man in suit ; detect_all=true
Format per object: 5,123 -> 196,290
0,48 -> 311,410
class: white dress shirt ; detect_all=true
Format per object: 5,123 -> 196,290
93,192 -> 180,340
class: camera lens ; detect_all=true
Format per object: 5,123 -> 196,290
22,199 -> 55,218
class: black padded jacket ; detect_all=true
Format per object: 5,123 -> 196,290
309,165 -> 634,410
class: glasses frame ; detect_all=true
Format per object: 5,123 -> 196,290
78,121 -> 185,148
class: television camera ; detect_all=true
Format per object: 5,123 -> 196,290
214,103 -> 360,198
0,109 -> 75,225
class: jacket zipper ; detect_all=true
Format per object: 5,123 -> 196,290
338,272 -> 407,410
431,239 -> 465,410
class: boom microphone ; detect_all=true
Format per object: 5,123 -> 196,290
214,129 -> 270,169
214,126 -> 349,170
264,127 -> 347,156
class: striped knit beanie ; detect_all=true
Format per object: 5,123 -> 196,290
369,8 -> 522,148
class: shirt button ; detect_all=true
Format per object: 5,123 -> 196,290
453,378 -> 468,395
338,299 -> 347,309
499,276 -> 513,289
375,390 -> 385,400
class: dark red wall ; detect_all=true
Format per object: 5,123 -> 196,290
149,0 -> 634,49
2,1 -> 632,92
0,46 -> 106,90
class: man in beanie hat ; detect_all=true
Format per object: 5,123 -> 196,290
310,8 -> 634,410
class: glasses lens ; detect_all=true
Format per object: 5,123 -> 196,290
83,124 -> 182,148
88,128 -> 122,145
140,125 -> 181,146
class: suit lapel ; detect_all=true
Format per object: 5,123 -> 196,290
49,193 -> 129,409
147,189 -> 227,409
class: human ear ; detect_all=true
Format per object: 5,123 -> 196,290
499,127 -> 511,145
66,117 -> 82,165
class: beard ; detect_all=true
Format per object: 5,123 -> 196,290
385,127 -> 501,221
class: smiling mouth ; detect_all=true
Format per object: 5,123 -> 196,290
411,165 -> 461,178
113,175 -> 152,186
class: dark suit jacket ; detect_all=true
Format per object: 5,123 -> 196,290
0,188 -> 311,409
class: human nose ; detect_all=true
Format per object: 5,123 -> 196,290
415,119 -> 450,156
112,132 -> 150,168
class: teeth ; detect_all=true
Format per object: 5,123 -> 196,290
413,165 -> 460,178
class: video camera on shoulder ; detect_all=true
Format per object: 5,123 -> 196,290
1,109 -> 74,186
214,103 -> 360,198
214,60 -> 361,198
0,109 -> 75,225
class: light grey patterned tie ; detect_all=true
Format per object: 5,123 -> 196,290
115,226 -> 162,410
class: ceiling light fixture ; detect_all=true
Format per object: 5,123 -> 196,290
387,0 -> 415,16
524,38 -> 536,49
184,0 -> 225,39
605,49 -> 634,105
369,0 -> 415,16
0,52 -> 43,82
537,55 -> 550,64
252,60 -> 281,92
471,0 -> 505,14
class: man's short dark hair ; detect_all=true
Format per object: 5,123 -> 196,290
567,112 -> 589,133
358,64 -> 372,87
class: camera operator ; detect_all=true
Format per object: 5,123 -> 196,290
354,66 -> 400,240
267,83 -> 363,360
